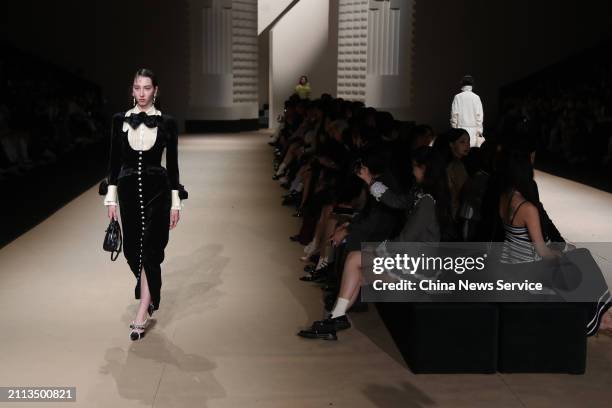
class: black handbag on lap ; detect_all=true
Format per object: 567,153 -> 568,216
103,219 -> 122,261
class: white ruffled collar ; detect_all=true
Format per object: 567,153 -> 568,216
125,104 -> 161,116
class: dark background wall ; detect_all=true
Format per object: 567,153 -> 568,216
0,0 -> 191,128
410,0 -> 612,131
2,0 -> 612,131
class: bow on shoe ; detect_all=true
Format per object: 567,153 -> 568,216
125,111 -> 161,129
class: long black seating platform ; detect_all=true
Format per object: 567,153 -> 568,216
376,301 -> 587,374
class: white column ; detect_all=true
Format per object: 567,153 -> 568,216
338,0 -> 414,120
232,0 -> 258,105
337,0 -> 368,102
187,0 -> 258,121
268,0 -> 335,128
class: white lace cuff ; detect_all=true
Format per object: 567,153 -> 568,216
171,189 -> 182,210
104,185 -> 118,206
369,181 -> 388,201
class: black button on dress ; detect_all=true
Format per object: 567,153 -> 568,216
106,111 -> 181,312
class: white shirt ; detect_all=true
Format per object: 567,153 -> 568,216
124,104 -> 160,150
104,105 -> 182,210
450,85 -> 484,134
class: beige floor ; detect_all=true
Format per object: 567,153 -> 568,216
0,131 -> 611,408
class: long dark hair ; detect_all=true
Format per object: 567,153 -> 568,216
412,146 -> 454,239
131,68 -> 161,108
498,149 -> 538,205
433,128 -> 469,164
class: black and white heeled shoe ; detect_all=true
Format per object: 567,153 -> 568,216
129,319 -> 148,341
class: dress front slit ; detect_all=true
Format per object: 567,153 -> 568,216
117,153 -> 171,311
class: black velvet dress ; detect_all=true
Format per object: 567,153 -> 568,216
107,111 -> 180,311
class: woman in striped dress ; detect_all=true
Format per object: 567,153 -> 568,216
498,151 -> 612,335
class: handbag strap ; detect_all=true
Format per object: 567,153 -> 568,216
110,220 -> 123,261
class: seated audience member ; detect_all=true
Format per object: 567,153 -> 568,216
497,150 -> 612,335
458,141 -> 496,241
330,147 -> 404,257
274,100 -> 322,180
297,146 -> 451,340
433,128 -> 470,239
289,119 -> 351,240
502,115 -> 568,246
498,151 -> 560,264
300,174 -> 365,281
410,124 -> 435,150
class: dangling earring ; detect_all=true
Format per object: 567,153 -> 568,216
153,94 -> 157,105
133,97 -> 136,106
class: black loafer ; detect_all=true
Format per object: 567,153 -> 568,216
299,271 -> 322,282
312,274 -> 328,285
282,196 -> 298,206
329,314 -> 351,331
297,318 -> 338,340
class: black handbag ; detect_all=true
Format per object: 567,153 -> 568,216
103,219 -> 122,261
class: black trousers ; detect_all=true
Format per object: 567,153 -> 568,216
118,172 -> 170,311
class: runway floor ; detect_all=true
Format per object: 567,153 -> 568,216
0,130 -> 611,407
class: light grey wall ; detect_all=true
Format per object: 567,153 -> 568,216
258,29 -> 270,109
258,0 -> 295,34
268,0 -> 338,127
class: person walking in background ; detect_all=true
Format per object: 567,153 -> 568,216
295,75 -> 311,100
451,75 -> 484,147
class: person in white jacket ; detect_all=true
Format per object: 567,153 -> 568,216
450,75 -> 484,147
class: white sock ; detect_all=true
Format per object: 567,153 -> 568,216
315,256 -> 328,271
304,239 -> 318,255
331,297 -> 350,318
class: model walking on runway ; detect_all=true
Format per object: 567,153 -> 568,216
103,68 -> 183,340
